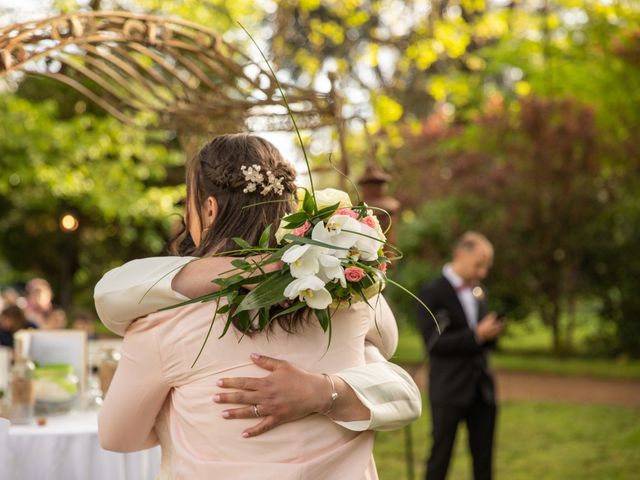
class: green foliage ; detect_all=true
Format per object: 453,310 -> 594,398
390,91 -> 640,355
0,93 -> 184,308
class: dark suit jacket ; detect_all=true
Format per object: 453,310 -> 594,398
417,274 -> 495,407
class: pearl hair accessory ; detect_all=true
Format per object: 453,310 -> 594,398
241,164 -> 285,196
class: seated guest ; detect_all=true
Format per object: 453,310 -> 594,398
24,278 -> 54,328
72,311 -> 97,339
1,287 -> 20,308
42,308 -> 67,330
0,305 -> 37,348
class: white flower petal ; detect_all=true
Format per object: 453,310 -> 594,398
355,224 -> 384,261
305,287 -> 333,309
311,221 -> 331,243
290,252 -> 320,278
284,278 -> 303,299
284,275 -> 326,299
318,254 -> 340,267
282,244 -> 311,264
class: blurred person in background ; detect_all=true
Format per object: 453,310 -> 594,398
72,311 -> 97,339
1,287 -> 21,308
42,308 -> 67,330
24,278 -> 54,327
0,305 -> 37,348
417,232 -> 504,480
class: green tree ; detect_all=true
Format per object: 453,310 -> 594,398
0,92 -> 184,309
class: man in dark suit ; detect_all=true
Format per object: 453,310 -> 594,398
417,232 -> 504,480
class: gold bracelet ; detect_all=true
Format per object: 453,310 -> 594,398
322,374 -> 339,415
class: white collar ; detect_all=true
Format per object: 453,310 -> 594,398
442,263 -> 464,289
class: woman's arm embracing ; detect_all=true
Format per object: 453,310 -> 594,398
94,255 -> 279,335
98,317 -> 171,452
94,256 -> 195,336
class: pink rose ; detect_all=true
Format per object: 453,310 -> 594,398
336,208 -> 359,219
378,262 -> 388,273
292,221 -> 311,237
360,216 -> 377,229
344,266 -> 366,283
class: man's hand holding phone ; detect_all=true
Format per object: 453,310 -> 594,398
476,312 -> 505,343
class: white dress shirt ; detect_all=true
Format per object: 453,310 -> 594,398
442,263 -> 478,329
94,256 -> 422,432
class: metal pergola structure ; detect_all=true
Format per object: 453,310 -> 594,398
0,11 -> 339,134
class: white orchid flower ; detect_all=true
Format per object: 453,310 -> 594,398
283,275 -> 333,310
282,244 -> 321,278
354,224 -> 385,261
317,253 -> 346,288
335,224 -> 385,262
311,215 -> 362,250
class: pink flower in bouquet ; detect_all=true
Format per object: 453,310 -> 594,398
360,216 -> 377,229
344,266 -> 366,283
336,208 -> 359,219
292,221 -> 312,237
378,262 -> 388,273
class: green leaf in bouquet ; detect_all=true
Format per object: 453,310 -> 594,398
235,310 -> 252,333
259,307 -> 270,329
259,224 -> 272,249
315,307 -> 334,353
191,297 -> 221,368
261,244 -> 293,264
160,290 -> 227,311
283,211 -> 309,224
219,315 -> 235,339
283,234 -> 348,251
351,203 -> 369,219
312,202 -> 341,221
270,301 -> 307,321
283,219 -> 308,229
232,237 -> 253,249
215,304 -> 232,315
302,189 -> 316,215
235,272 -> 293,313
231,259 -> 251,271
315,308 -> 330,332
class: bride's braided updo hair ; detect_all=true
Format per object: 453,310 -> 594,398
170,134 -> 297,257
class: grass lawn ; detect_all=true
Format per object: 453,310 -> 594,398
393,325 -> 640,380
374,400 -> 640,480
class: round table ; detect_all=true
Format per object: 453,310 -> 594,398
7,410 -> 161,480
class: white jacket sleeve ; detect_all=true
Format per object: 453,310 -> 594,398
94,256 -> 195,336
334,295 -> 422,431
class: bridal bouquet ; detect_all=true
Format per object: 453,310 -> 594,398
180,186 -> 395,353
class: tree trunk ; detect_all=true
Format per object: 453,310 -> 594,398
542,302 -> 562,354
565,294 -> 577,354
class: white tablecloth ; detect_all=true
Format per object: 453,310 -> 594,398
7,410 -> 161,480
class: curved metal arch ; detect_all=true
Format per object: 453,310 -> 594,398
0,11 -> 336,133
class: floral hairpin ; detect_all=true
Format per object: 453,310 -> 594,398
241,164 -> 285,196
